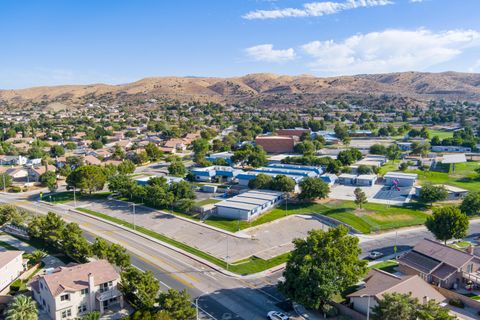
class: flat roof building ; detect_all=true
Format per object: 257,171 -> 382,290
255,136 -> 295,153
214,190 -> 283,220
384,172 -> 417,187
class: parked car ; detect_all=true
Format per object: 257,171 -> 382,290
369,251 -> 384,260
267,311 -> 289,320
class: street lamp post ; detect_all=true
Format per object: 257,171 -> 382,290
285,193 -> 288,217
73,187 -> 77,208
132,203 -> 136,231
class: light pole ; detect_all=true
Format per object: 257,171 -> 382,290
285,192 -> 288,217
226,235 -> 230,271
73,187 -> 77,208
132,203 -> 136,231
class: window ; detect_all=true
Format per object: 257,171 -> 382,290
99,281 -> 113,293
60,294 -> 70,301
81,288 -> 89,295
77,305 -> 87,314
61,309 -> 72,319
40,282 -> 44,290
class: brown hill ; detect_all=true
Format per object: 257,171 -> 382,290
1,71 -> 480,109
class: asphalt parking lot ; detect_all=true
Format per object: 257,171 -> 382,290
329,183 -> 414,205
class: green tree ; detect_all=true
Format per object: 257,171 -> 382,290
369,144 -> 387,155
5,294 -> 38,320
119,267 -> 160,310
0,204 -> 25,226
169,181 -> 195,201
425,206 -> 469,244
50,145 -> 65,157
27,250 -> 46,264
168,161 -> 187,177
357,165 -> 373,175
145,142 -> 163,161
371,292 -> 454,320
112,145 -> 126,160
28,212 -> 65,248
279,226 -> 367,311
460,191 -> 480,216
298,177 -> 330,201
108,174 -> 135,197
117,160 -> 136,175
354,188 -> 367,209
67,165 -> 107,194
0,172 -> 12,190
40,171 -> 57,192
419,184 -> 448,204
62,222 -> 91,262
386,144 -> 402,163
90,140 -> 103,150
248,174 -> 273,189
157,289 -> 196,320
270,175 -> 296,192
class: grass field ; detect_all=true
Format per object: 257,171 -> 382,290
77,207 -> 288,275
195,198 -> 222,206
378,161 -> 400,176
43,191 -> 111,204
410,161 -> 480,191
369,260 -> 399,273
428,129 -> 454,139
204,200 -> 428,234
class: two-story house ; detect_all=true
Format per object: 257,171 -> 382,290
0,251 -> 25,292
398,238 -> 480,289
29,260 -> 123,320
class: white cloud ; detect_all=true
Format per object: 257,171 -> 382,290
301,29 -> 480,75
243,0 -> 393,20
245,44 -> 296,62
410,0 -> 425,2
468,59 -> 480,73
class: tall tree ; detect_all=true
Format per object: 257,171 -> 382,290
419,184 -> 448,205
354,188 -> 368,209
425,206 -> 469,244
66,165 -> 107,194
298,177 -> 330,201
61,222 -> 91,262
119,267 -> 160,310
279,226 -> 367,311
157,289 -> 196,320
460,191 -> 480,216
5,295 -> 38,320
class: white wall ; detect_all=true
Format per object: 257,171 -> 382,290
0,254 -> 23,292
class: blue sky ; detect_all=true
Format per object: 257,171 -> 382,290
1,0 -> 479,89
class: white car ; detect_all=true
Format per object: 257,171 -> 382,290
369,251 -> 384,260
267,311 -> 289,320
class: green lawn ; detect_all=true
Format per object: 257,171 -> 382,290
204,200 -> 428,234
428,129 -> 454,140
378,161 -> 400,176
77,207 -> 288,275
409,161 -> 480,191
195,198 -> 222,206
43,191 -> 111,204
369,260 -> 399,273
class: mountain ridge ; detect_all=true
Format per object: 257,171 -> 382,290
1,71 -> 480,109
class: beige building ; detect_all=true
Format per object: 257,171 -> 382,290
29,260 -> 123,319
0,250 -> 25,292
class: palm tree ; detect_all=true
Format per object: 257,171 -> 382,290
28,250 -> 46,264
6,295 -> 38,320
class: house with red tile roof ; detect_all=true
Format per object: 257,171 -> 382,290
29,260 -> 123,320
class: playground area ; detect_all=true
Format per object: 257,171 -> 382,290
329,183 -> 414,205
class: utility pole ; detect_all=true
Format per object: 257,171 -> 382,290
73,187 -> 77,208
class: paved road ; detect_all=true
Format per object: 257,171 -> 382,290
0,193 -> 287,320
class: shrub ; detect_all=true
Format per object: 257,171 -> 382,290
10,279 -> 27,293
10,186 -> 21,193
323,304 -> 339,318
448,298 -> 464,308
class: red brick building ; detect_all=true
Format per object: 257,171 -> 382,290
276,128 -> 310,138
255,136 -> 295,153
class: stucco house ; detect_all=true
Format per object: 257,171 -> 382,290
29,260 -> 123,320
0,250 -> 25,292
